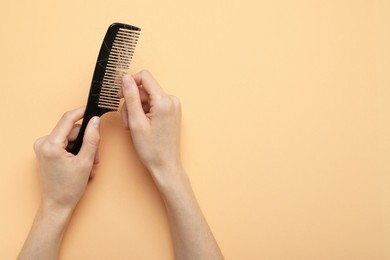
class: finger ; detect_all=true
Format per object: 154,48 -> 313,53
49,107 -> 85,143
139,86 -> 149,103
65,124 -> 81,150
119,85 -> 149,114
137,86 -> 151,113
118,84 -> 148,102
121,102 -> 130,129
133,70 -> 165,96
77,116 -> 100,164
122,74 -> 147,128
67,124 -> 81,142
33,136 -> 46,154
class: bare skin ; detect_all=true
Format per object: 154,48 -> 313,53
18,70 -> 224,260
18,108 -> 101,260
120,71 -> 224,260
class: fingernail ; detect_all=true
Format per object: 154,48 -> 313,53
92,117 -> 100,128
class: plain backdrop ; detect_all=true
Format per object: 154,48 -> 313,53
0,0 -> 389,259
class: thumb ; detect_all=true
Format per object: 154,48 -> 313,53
78,116 -> 100,163
122,74 -> 147,129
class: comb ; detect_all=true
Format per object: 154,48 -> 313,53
70,23 -> 141,155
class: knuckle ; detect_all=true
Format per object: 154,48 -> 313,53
140,69 -> 151,78
33,137 -> 44,153
61,111 -> 72,121
156,97 -> 174,114
170,95 -> 181,109
153,94 -> 163,101
156,95 -> 182,115
38,141 -> 58,159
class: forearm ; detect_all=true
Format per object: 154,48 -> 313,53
151,165 -> 224,260
18,203 -> 73,260
120,71 -> 223,259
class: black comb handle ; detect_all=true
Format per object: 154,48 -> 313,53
69,86 -> 108,155
69,23 -> 140,155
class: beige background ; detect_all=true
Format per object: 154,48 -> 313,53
0,0 -> 389,259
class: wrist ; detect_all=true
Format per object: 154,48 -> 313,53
149,164 -> 201,222
148,163 -> 192,197
39,199 -> 74,224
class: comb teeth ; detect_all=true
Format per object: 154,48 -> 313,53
98,28 -> 140,110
